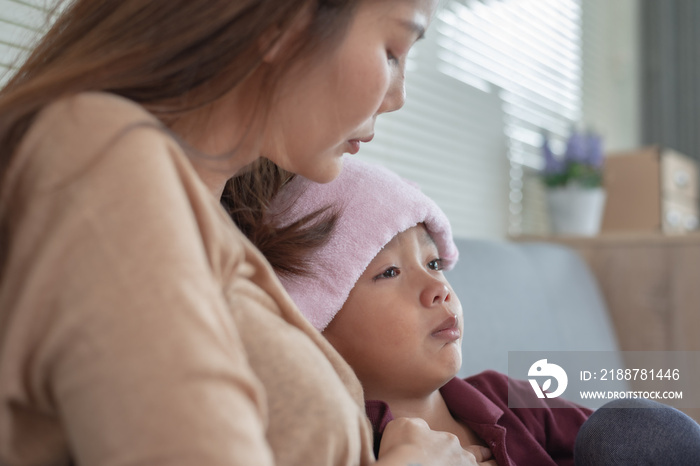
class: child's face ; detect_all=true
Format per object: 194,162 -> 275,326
323,225 -> 463,400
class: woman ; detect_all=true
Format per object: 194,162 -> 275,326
0,0 -> 479,464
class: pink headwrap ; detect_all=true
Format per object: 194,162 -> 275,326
269,158 -> 459,331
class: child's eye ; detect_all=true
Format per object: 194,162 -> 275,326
374,266 -> 400,280
427,258 -> 444,271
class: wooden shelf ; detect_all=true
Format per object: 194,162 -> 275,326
514,233 -> 700,421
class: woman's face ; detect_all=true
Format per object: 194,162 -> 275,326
264,0 -> 438,183
322,225 -> 464,400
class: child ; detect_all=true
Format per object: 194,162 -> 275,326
267,157 -> 700,465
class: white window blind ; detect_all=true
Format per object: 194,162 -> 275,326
0,0 -> 56,86
355,36 -> 510,239
358,0 -> 586,238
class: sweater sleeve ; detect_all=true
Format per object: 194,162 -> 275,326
1,94 -> 274,465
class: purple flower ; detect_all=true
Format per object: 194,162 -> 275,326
541,127 -> 604,188
565,130 -> 588,164
586,132 -> 604,168
564,129 -> 605,167
542,132 -> 565,175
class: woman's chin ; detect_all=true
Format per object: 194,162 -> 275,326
300,155 -> 345,184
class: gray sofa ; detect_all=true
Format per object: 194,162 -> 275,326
446,239 -> 626,408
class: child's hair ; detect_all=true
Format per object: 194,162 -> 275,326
0,0 -> 361,276
222,158 -> 341,279
266,157 -> 459,331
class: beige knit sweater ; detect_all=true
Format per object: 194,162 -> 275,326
0,93 -> 374,466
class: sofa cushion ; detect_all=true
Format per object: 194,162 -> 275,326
446,239 -> 622,379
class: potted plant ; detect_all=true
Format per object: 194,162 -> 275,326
542,129 -> 606,236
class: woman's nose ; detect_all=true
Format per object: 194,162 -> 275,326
420,279 -> 451,308
377,68 -> 406,115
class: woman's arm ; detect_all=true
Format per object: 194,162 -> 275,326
2,94 -> 274,465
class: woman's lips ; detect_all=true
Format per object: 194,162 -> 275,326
347,140 -> 361,154
431,315 -> 461,341
346,134 -> 374,154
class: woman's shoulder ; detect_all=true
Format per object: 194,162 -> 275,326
13,92 -> 176,189
36,91 -> 159,134
32,92 -> 163,152
23,91 -> 165,156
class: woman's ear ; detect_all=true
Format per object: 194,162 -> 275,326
261,8 -> 313,63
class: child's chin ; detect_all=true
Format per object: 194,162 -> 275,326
436,354 -> 462,381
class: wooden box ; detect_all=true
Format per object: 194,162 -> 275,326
601,146 -> 699,234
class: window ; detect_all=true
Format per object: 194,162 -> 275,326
0,0 -> 55,86
358,0 -> 587,237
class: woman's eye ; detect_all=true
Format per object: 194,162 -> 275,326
375,266 -> 400,280
428,258 -> 444,271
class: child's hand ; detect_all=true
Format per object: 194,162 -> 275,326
377,417 -> 482,465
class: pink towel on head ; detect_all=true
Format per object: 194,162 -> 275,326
269,157 -> 459,331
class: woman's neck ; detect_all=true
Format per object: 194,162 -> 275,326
171,86 -> 262,199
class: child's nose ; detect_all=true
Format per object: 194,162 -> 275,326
420,280 -> 451,308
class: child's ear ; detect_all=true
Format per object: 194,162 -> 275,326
261,8 -> 313,63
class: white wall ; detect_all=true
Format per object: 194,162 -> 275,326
582,0 -> 641,152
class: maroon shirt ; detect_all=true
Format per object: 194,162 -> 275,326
365,370 -> 592,466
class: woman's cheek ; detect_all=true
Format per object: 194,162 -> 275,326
353,54 -> 392,119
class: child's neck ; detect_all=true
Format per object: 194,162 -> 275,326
382,390 -> 486,450
383,390 -> 449,427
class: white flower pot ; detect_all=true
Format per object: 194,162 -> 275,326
546,185 -> 606,236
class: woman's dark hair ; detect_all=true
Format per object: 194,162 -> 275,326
0,0 -> 360,275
